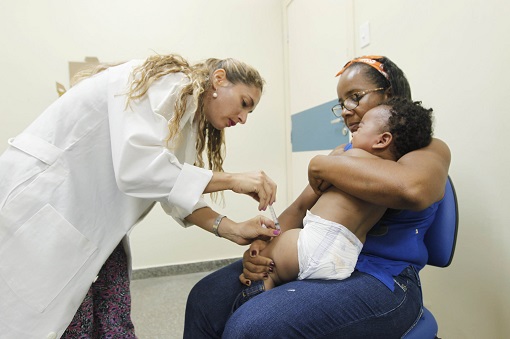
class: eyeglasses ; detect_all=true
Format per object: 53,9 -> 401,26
331,87 -> 385,117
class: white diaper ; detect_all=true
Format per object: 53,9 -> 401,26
297,210 -> 363,280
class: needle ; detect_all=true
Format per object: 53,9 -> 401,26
268,205 -> 281,231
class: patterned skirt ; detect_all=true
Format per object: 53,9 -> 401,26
61,242 -> 136,339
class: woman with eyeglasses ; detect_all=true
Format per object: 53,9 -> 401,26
184,56 -> 451,338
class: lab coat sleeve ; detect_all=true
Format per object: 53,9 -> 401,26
160,184 -> 210,227
107,63 -> 212,226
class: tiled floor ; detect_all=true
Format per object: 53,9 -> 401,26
131,271 -> 211,339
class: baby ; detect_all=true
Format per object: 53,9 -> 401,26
243,97 -> 434,291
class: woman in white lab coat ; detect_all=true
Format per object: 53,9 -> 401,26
0,54 -> 279,339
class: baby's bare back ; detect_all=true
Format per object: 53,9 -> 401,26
309,186 -> 386,243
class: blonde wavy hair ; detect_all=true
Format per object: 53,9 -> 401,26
73,54 -> 265,174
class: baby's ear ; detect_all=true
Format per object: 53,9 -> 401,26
373,132 -> 393,150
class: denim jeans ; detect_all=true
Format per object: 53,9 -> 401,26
184,260 -> 422,339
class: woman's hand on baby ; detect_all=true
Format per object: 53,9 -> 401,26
239,239 -> 274,285
223,215 -> 280,246
308,146 -> 346,195
308,153 -> 344,195
231,171 -> 277,211
308,160 -> 328,196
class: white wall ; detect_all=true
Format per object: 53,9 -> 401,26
285,0 -> 509,338
285,0 -> 354,199
0,0 -> 287,268
352,2 -> 510,338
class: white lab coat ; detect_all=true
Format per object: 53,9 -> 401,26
0,60 -> 212,338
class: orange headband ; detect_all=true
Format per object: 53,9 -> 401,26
336,55 -> 389,80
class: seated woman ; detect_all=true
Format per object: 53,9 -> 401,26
184,55 -> 451,338
237,98 -> 434,296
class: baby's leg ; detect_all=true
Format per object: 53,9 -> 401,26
260,228 -> 301,290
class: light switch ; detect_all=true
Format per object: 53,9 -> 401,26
360,21 -> 370,48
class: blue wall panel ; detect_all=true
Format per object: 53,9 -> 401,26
291,99 -> 349,152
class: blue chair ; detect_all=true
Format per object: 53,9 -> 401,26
403,176 -> 459,339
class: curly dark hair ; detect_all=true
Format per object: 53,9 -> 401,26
384,97 -> 433,159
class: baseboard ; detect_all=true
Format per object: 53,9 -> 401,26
132,257 -> 241,280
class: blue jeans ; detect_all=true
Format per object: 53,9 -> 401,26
184,260 -> 422,339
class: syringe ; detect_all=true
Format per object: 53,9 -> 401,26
268,205 -> 281,231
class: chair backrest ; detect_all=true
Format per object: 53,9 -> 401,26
424,176 -> 459,267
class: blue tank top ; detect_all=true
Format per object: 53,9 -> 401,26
343,143 -> 441,290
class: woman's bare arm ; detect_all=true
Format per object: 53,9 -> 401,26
185,207 -> 279,245
308,138 -> 451,210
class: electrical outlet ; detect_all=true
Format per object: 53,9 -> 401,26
360,21 -> 370,48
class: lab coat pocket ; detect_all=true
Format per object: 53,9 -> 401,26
1,133 -> 64,210
0,204 -> 98,313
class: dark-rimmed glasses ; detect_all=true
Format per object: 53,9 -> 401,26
331,87 -> 385,117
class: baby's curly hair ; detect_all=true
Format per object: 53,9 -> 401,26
384,97 -> 434,159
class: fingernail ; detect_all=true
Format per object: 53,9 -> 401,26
245,280 -> 251,286
270,261 -> 275,267
269,267 -> 274,273
263,273 -> 269,279
273,230 -> 280,235
250,250 -> 257,257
